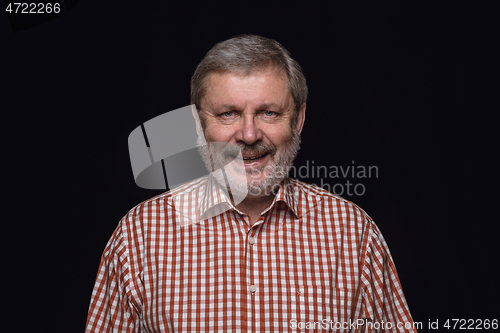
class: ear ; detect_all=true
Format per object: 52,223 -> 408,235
295,103 -> 306,135
191,104 -> 203,136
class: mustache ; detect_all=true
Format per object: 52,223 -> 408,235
221,142 -> 277,158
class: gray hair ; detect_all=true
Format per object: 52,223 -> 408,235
190,34 -> 308,114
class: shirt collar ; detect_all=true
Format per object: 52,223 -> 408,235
199,174 -> 235,221
198,176 -> 301,221
271,177 -> 301,218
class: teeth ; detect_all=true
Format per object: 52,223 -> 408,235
243,153 -> 266,161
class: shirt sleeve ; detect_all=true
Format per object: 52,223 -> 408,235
360,222 -> 417,333
85,219 -> 142,333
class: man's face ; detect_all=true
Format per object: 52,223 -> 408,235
197,67 -> 306,197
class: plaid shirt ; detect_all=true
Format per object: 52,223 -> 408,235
85,176 -> 416,332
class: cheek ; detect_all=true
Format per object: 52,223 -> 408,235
264,126 -> 294,146
203,124 -> 235,142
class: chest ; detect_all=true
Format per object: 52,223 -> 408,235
139,215 -> 364,332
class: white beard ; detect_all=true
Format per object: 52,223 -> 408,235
197,128 -> 301,200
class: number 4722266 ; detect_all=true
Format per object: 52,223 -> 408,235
6,3 -> 61,14
444,319 -> 498,330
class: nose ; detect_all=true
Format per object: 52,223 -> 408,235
234,114 -> 263,145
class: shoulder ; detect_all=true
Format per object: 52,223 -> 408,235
118,177 -> 207,231
288,178 -> 379,233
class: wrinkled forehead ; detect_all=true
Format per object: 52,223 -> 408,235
200,67 -> 292,110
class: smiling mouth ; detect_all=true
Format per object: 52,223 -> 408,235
242,152 -> 269,163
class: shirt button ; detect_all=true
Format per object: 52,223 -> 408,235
249,285 -> 257,293
248,237 -> 256,245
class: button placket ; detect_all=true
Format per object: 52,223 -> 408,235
246,229 -> 259,297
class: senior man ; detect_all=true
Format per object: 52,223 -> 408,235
86,35 -> 417,332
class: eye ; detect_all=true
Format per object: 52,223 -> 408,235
220,111 -> 235,118
262,110 -> 277,117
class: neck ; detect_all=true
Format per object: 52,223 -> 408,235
235,193 -> 275,226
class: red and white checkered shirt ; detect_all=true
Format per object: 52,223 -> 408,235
86,176 -> 416,332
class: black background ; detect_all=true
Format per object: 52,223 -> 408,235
3,1 -> 496,332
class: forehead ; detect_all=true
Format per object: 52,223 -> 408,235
202,68 -> 292,109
